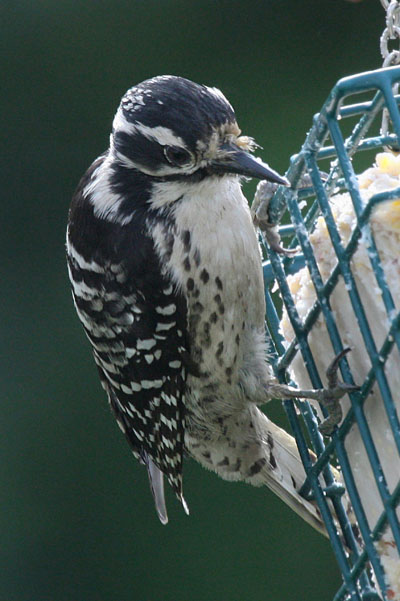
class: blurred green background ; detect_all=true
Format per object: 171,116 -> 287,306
1,1 -> 384,600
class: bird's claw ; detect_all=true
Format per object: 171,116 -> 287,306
251,181 -> 298,255
318,347 -> 359,436
251,172 -> 330,256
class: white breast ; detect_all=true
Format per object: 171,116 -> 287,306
152,175 -> 267,390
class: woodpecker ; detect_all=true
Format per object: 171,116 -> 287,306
67,75 -> 354,527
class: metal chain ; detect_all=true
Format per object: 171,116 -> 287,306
380,0 -> 400,66
380,0 -> 400,140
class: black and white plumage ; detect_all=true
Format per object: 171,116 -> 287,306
67,75 -> 351,528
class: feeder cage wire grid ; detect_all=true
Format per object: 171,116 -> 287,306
261,66 -> 400,601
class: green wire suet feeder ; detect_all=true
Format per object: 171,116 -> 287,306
260,66 -> 400,600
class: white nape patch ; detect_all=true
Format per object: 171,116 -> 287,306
137,338 -> 157,350
66,238 -> 103,273
83,155 -> 134,225
132,122 -> 186,149
155,304 -> 176,316
112,106 -> 137,137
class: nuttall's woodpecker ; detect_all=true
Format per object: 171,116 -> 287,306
67,75 -> 355,527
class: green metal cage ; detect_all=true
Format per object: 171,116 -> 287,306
261,66 -> 400,600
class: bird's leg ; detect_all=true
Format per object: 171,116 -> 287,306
251,174 -> 326,255
267,348 -> 359,436
251,180 -> 297,255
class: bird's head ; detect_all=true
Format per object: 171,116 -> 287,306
109,75 -> 288,186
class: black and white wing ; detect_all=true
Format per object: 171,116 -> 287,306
67,158 -> 190,523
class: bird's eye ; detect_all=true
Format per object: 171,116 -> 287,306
164,145 -> 192,167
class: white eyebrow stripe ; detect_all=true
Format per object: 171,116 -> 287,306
130,122 -> 187,148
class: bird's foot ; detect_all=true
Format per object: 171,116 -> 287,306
317,348 -> 359,436
251,181 -> 298,255
251,173 -> 328,255
268,348 -> 359,436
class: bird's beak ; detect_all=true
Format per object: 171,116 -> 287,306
210,143 -> 289,185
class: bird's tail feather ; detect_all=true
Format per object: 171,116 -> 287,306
187,405 -> 349,537
146,455 -> 169,525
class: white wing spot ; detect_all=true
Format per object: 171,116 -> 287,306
160,414 -> 173,429
66,239 -> 103,273
141,379 -> 163,389
156,322 -> 176,332
137,339 -> 157,350
132,428 -> 143,442
161,392 -> 177,406
156,304 -> 176,316
116,419 -> 126,434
